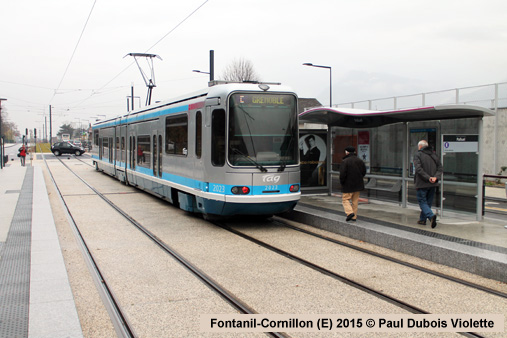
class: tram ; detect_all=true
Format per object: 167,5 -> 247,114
91,81 -> 300,218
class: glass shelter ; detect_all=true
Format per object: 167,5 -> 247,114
299,105 -> 494,220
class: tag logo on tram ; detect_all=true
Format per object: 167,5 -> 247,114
262,174 -> 281,183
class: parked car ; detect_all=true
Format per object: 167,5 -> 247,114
51,141 -> 85,156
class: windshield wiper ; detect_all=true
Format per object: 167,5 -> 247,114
231,148 -> 267,172
278,160 -> 286,172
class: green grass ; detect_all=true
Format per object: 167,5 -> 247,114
35,143 -> 51,153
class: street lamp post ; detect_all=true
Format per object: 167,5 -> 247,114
303,63 -> 332,107
193,69 -> 212,83
0,98 -> 7,169
91,115 -> 106,121
74,118 -> 82,141
192,70 -> 209,75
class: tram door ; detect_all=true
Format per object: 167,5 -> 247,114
114,127 -> 119,177
193,110 -> 204,184
120,126 -> 127,168
98,138 -> 103,160
152,131 -> 162,178
127,132 -> 136,185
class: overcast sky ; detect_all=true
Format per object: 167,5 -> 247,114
1,0 -> 506,136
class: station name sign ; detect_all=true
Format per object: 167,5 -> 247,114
443,134 -> 478,153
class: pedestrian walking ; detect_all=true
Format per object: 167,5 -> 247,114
413,140 -> 443,228
18,144 -> 27,167
340,146 -> 366,221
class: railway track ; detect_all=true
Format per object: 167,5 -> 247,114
42,153 -> 505,337
271,219 -> 507,299
213,221 -> 506,338
43,153 -> 288,338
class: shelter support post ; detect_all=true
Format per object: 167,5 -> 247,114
328,127 -> 332,196
402,123 -> 408,208
477,118 -> 484,221
440,137 -> 445,219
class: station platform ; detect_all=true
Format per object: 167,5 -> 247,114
0,153 -> 505,337
0,158 -> 83,338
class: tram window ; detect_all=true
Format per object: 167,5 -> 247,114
195,111 -> 202,158
94,130 -> 99,146
137,135 -> 151,169
211,109 -> 226,166
165,114 -> 188,156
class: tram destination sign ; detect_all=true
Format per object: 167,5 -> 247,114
234,93 -> 292,107
442,134 -> 478,153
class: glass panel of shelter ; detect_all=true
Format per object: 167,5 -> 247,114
331,118 -> 481,215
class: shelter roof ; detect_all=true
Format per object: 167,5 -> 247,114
299,105 -> 494,128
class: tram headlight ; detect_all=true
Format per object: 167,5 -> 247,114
289,184 -> 300,193
231,186 -> 250,195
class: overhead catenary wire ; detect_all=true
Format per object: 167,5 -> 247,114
50,0 -> 98,104
72,0 -> 209,108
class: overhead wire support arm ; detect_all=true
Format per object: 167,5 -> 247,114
124,53 -> 162,106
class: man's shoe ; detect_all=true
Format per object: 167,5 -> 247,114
431,215 -> 437,228
346,213 -> 355,221
417,220 -> 426,225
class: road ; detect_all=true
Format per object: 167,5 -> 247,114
2,142 -> 21,164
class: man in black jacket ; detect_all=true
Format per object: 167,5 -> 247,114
340,146 -> 366,221
413,140 -> 443,228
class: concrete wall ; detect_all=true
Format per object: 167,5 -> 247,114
483,107 -> 507,175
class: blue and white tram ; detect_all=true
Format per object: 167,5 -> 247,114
91,82 -> 300,218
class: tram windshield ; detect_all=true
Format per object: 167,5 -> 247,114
228,93 -> 298,167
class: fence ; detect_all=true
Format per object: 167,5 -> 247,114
335,82 -> 507,111
334,82 -> 507,175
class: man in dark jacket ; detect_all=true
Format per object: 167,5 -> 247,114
413,140 -> 443,228
340,146 -> 366,221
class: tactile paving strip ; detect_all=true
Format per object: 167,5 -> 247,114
0,167 -> 33,338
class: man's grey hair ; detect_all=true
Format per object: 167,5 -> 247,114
418,140 -> 429,148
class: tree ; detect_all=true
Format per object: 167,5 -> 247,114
57,124 -> 75,138
0,109 -> 19,142
222,58 -> 260,82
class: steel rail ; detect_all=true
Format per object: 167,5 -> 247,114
53,155 -> 289,338
42,152 -> 137,338
215,222 -> 487,338
273,219 -> 507,299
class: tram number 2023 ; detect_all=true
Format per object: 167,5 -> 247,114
264,185 -> 278,191
212,185 -> 225,193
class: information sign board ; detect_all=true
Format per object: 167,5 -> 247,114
442,135 -> 478,153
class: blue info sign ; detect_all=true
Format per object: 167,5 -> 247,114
442,135 -> 478,153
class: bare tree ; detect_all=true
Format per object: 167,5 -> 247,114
221,58 -> 260,82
